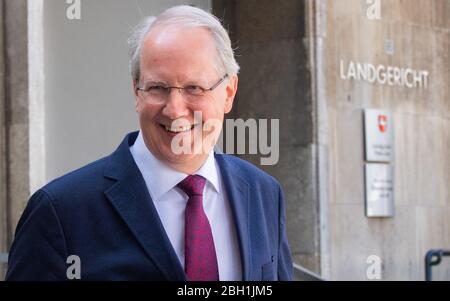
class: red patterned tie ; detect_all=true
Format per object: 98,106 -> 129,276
178,175 -> 219,281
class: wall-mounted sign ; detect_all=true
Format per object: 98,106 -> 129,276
364,109 -> 394,163
364,109 -> 395,218
340,60 -> 429,89
365,163 -> 394,217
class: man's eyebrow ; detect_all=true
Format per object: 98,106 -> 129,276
183,80 -> 205,86
141,79 -> 167,85
142,79 -> 208,86
183,77 -> 212,86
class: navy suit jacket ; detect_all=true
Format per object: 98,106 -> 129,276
6,132 -> 293,281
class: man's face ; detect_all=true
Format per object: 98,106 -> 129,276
134,26 -> 238,171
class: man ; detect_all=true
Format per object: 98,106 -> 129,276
6,5 -> 293,281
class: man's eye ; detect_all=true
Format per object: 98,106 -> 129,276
185,86 -> 204,95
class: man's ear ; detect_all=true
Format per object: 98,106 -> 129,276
133,79 -> 139,97
224,75 -> 238,114
133,79 -> 140,112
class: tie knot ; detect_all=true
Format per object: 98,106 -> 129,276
177,175 -> 206,197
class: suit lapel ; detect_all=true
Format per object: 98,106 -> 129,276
104,132 -> 185,281
215,154 -> 251,281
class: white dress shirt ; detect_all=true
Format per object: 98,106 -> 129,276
130,131 -> 242,280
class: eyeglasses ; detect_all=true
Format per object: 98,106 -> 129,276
136,74 -> 228,104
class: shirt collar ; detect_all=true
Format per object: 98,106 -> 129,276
130,131 -> 220,201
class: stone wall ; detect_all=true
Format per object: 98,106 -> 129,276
326,0 -> 450,280
214,0 -> 450,280
0,0 -> 6,280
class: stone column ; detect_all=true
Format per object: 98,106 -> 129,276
2,0 -> 29,255
0,0 -> 6,280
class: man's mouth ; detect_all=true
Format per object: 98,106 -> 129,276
160,123 -> 197,134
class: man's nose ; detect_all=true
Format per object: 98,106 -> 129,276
161,88 -> 189,119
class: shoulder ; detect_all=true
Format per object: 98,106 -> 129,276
38,155 -> 113,206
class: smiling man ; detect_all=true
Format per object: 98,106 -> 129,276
134,22 -> 235,174
6,5 -> 293,281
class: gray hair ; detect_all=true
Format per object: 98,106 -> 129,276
127,5 -> 240,81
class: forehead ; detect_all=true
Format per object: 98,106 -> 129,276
140,25 -> 218,80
